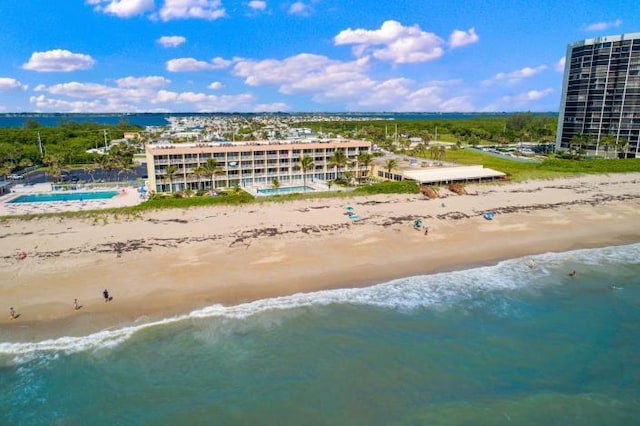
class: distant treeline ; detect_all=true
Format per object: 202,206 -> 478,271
0,120 -> 141,168
299,113 -> 558,146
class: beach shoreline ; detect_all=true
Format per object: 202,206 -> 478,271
2,173 -> 640,342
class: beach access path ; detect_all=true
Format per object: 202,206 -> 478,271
2,173 -> 640,340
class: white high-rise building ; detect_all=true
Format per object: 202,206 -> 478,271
556,33 -> 640,157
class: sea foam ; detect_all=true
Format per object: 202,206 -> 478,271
1,242 -> 639,363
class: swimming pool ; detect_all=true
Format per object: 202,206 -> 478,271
8,191 -> 119,203
257,186 -> 315,195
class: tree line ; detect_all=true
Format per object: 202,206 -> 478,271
0,120 -> 141,179
298,113 -> 558,149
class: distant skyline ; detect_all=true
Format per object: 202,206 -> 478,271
0,1 -> 637,113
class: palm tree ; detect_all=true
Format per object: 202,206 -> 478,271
272,177 -> 280,189
97,153 -> 115,181
357,152 -> 373,183
165,165 -> 178,193
18,158 -> 33,171
203,158 -> 226,191
0,162 -> 13,180
83,162 -> 98,183
328,149 -> 348,181
599,135 -> 616,159
570,134 -> 589,158
193,165 -> 206,191
429,145 -> 439,160
384,158 -> 398,181
617,137 -> 629,158
42,153 -> 63,183
294,155 -> 314,192
109,144 -> 136,182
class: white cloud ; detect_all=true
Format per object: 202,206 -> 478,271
22,49 -> 96,72
248,1 -> 267,11
449,28 -> 479,48
356,78 -> 412,106
116,76 -> 172,88
389,80 -> 474,112
234,53 -> 472,111
555,56 -> 566,72
30,79 -> 256,112
29,89 -> 140,113
501,88 -> 553,104
208,81 -> 224,90
167,57 -> 232,71
585,19 -> 622,32
158,36 -> 187,48
86,0 -> 155,18
289,1 -> 311,16
253,102 -> 289,112
0,77 -> 28,91
39,82 -> 120,99
439,96 -> 475,112
483,65 -> 547,85
234,54 -> 375,102
151,90 -> 255,111
353,80 -> 475,112
334,20 -> 445,64
159,0 -> 226,21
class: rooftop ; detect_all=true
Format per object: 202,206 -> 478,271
403,165 -> 506,184
146,138 -> 371,151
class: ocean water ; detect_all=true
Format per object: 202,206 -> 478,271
1,244 -> 639,425
0,112 -> 523,128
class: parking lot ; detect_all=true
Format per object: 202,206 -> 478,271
6,163 -> 148,187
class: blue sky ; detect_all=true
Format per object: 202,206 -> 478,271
0,0 -> 636,113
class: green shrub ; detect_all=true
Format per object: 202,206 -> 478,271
352,180 -> 419,195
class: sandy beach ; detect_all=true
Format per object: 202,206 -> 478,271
2,173 -> 640,341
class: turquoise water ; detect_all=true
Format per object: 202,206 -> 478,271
257,185 -> 315,195
8,191 -> 118,203
1,243 -> 639,424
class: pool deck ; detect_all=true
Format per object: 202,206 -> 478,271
0,183 -> 144,216
246,180 -> 329,196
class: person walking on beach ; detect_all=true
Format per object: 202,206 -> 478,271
74,299 -> 80,310
9,307 -> 17,320
103,289 -> 111,302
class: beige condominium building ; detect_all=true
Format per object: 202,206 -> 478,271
145,139 -> 372,193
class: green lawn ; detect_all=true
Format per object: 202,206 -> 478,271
439,148 -> 640,182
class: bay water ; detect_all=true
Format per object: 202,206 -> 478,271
1,243 -> 639,425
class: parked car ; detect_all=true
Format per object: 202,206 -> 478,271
8,174 -> 23,180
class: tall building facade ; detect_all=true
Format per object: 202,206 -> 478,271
556,33 -> 640,157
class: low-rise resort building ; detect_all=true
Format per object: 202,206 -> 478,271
145,139 -> 373,194
371,156 -> 506,186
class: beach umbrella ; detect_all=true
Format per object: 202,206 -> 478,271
345,206 -> 353,211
